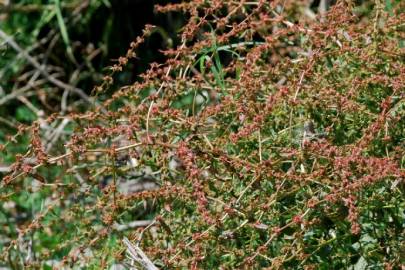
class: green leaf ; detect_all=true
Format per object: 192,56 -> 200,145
352,256 -> 368,270
15,106 -> 36,122
385,0 -> 394,16
54,0 -> 77,64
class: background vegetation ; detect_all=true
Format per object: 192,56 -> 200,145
0,0 -> 404,269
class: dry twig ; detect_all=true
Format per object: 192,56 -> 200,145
123,237 -> 159,270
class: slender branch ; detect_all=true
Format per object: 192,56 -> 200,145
0,29 -> 106,112
3,141 -> 179,184
123,237 -> 159,270
113,220 -> 152,231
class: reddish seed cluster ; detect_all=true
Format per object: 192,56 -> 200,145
292,214 -> 303,224
343,195 -> 360,235
30,123 -> 48,164
177,143 -> 214,224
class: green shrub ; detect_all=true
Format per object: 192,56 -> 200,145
1,0 -> 404,269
